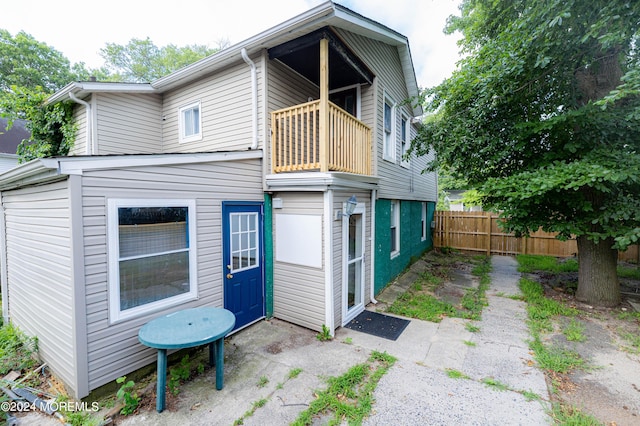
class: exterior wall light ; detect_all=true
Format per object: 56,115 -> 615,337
344,195 -> 358,217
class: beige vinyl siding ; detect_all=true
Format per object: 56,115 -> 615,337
335,29 -> 437,201
69,102 -> 88,156
271,192 -> 325,332
332,191 -> 372,327
266,58 -> 320,174
2,180 -> 77,391
162,56 -> 264,153
80,159 -> 263,391
94,93 -> 162,155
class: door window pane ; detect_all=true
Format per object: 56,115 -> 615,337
230,212 -> 259,273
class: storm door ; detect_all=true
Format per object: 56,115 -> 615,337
343,203 -> 365,324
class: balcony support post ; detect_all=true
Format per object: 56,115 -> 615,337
319,37 -> 329,172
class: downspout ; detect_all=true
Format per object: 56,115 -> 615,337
0,197 -> 9,324
68,93 -> 93,155
241,48 -> 259,150
370,189 -> 378,304
324,190 -> 335,335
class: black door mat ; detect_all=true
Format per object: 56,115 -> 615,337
344,310 -> 410,341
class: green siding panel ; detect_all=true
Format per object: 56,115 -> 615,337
264,193 -> 274,318
374,199 -> 435,294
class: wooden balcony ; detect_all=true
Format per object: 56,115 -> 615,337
271,100 -> 372,175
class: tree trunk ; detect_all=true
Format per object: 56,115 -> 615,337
575,235 -> 620,307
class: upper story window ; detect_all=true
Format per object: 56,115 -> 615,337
179,101 -> 202,143
401,115 -> 410,168
108,199 -> 198,323
390,200 -> 400,258
383,96 -> 396,162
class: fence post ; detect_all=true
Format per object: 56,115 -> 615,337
486,212 -> 492,255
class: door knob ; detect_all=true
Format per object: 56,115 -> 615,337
227,273 -> 233,279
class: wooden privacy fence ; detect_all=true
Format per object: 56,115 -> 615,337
434,211 -> 639,262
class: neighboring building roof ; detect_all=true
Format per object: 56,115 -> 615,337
47,1 -> 423,118
0,117 -> 29,155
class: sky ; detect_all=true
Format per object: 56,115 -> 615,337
1,0 -> 463,89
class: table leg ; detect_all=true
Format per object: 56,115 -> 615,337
215,338 -> 224,390
208,341 -> 215,367
156,349 -> 167,413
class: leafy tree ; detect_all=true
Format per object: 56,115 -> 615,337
99,37 -> 225,82
413,0 -> 640,306
0,86 -> 75,162
0,30 -> 78,93
0,30 -> 218,161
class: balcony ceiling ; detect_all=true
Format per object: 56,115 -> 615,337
268,27 -> 374,90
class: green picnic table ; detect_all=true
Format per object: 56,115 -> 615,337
138,306 -> 236,412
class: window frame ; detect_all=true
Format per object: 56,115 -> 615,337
107,198 -> 198,323
383,95 -> 396,162
400,114 -> 410,168
390,200 -> 400,258
178,100 -> 202,143
421,202 -> 427,242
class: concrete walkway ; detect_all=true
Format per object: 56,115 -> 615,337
23,256 -> 552,425
361,255 -> 551,425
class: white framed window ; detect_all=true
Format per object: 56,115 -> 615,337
383,96 -> 396,162
400,114 -> 410,168
108,199 -> 198,323
179,101 -> 202,143
390,200 -> 400,258
421,202 -> 427,241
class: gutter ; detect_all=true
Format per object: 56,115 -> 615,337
0,198 -> 8,325
241,48 -> 259,150
68,93 -> 93,155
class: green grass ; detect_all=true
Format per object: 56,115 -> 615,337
445,368 -> 469,379
387,254 -> 491,322
465,322 -> 480,332
517,254 -> 640,282
521,390 -> 541,402
387,293 -> 458,322
563,319 -> 587,342
518,277 -> 585,373
516,254 -> 579,274
292,351 -> 396,425
288,368 -> 303,379
481,377 -> 509,391
620,331 -> 640,354
257,375 -> 269,388
550,403 -> 603,425
618,265 -> 640,280
0,323 -> 39,377
463,340 -> 476,347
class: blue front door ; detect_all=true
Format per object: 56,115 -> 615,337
222,202 -> 265,331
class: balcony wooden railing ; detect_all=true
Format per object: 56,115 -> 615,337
271,100 -> 372,175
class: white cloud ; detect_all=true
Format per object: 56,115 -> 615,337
1,0 -> 461,88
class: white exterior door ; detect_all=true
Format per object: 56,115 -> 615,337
342,203 -> 365,324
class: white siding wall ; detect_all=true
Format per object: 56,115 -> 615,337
335,29 -> 437,202
162,55 -> 264,153
332,191 -> 372,328
2,180 -> 77,391
266,58 -> 319,174
271,192 -> 325,332
0,155 -> 18,173
80,159 -> 263,392
94,93 -> 162,155
69,103 -> 88,156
